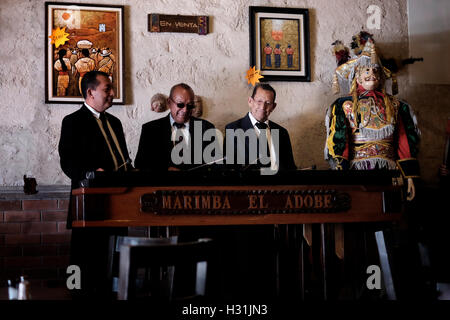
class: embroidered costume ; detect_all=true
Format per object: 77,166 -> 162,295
325,32 -> 420,179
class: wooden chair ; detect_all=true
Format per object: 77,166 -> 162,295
117,238 -> 214,301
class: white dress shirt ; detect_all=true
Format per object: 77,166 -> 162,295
84,102 -> 101,119
169,114 -> 190,145
248,112 -> 278,171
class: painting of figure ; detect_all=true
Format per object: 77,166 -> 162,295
260,18 -> 301,71
46,3 -> 124,103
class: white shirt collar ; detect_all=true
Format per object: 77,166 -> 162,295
84,103 -> 101,119
248,112 -> 269,129
169,114 -> 190,130
248,113 -> 277,171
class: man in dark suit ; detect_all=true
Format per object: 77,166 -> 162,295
134,83 -> 223,297
58,71 -> 132,298
222,84 -> 297,299
59,71 -> 131,188
135,83 -> 217,171
224,83 -> 296,174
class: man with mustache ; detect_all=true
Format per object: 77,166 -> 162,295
135,83 -> 219,297
221,83 -> 296,299
59,70 -> 132,298
224,83 -> 296,174
135,83 -> 216,171
59,71 -> 132,184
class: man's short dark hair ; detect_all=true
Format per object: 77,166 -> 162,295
251,83 -> 276,102
169,83 -> 194,100
80,71 -> 110,99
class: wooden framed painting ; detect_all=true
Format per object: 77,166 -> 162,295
249,6 -> 310,82
45,2 -> 125,104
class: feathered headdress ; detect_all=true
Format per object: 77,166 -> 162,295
331,31 -> 398,95
331,40 -> 350,94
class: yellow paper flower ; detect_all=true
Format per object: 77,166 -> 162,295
246,66 -> 264,86
49,27 -> 70,48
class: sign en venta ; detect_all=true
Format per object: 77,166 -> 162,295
148,14 -> 209,35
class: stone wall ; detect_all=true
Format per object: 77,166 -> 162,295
0,0 -> 449,186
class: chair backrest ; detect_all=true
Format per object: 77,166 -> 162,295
117,238 -> 214,301
107,235 -> 178,295
116,236 -> 178,250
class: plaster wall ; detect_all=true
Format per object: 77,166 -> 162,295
0,0 -> 448,186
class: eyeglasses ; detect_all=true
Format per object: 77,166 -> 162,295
170,98 -> 195,110
253,99 -> 274,107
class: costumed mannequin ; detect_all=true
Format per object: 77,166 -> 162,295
325,32 -> 420,200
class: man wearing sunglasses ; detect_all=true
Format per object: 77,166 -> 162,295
135,83 -> 216,171
135,84 -> 220,297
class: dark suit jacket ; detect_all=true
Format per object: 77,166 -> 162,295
58,104 -> 131,189
224,113 -> 296,171
58,105 -> 130,297
135,114 -> 216,171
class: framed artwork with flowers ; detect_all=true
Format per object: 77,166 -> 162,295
45,2 -> 125,104
249,6 -> 310,82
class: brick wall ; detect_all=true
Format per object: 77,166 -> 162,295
0,186 -> 71,288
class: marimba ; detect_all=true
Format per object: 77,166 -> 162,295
70,170 -> 405,300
